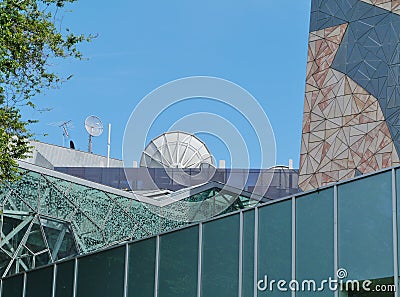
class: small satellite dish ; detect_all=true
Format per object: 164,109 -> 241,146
84,115 -> 103,153
85,115 -> 103,137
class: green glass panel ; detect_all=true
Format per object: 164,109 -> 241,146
339,171 -> 393,280
396,168 -> 400,275
242,210 -> 255,297
296,188 -> 334,297
258,200 -> 292,297
2,274 -> 24,297
76,246 -> 125,297
347,277 -> 395,296
55,260 -> 75,297
159,225 -> 199,297
201,214 -> 240,297
128,238 -> 156,297
26,266 -> 53,297
25,222 -> 47,254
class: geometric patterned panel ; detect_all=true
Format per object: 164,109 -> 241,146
360,0 -> 400,14
331,7 -> 400,154
299,23 -> 400,191
309,0 -> 390,32
0,166 -> 258,277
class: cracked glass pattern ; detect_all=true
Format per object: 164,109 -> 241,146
0,166 -> 258,277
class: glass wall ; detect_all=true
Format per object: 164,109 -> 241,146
76,246 -> 125,297
296,188 -> 334,297
338,171 -> 393,281
159,226 -> 199,297
1,274 -> 24,297
128,238 -> 156,297
25,266 -> 53,297
55,260 -> 75,297
2,167 -> 399,297
201,214 -> 240,297
258,200 -> 292,297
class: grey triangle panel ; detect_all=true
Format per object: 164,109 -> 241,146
310,0 -> 389,32
317,1 -> 400,155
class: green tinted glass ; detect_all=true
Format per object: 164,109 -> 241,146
159,226 -> 199,297
25,266 -> 53,297
258,200 -> 292,297
55,260 -> 75,297
338,171 -> 393,280
296,188 -> 334,297
76,246 -> 125,297
128,238 -> 156,297
201,214 -> 240,297
2,274 -> 24,297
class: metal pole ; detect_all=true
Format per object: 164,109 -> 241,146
392,169 -> 399,297
197,223 -> 203,297
107,124 -> 111,167
88,135 -> 92,153
154,235 -> 160,297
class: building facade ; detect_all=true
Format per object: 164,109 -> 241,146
1,165 -> 398,297
299,0 -> 400,190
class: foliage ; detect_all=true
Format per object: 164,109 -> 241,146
0,0 -> 90,181
0,107 -> 32,181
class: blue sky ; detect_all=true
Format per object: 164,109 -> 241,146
24,0 -> 311,168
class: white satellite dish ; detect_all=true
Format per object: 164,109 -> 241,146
140,131 -> 215,168
85,115 -> 103,153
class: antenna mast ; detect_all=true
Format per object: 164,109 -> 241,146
59,120 -> 71,145
84,115 -> 104,154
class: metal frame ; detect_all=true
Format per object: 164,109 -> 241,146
22,273 -> 26,297
197,223 -> 203,297
393,169 -> 399,297
52,264 -> 57,297
154,235 -> 160,297
292,196 -> 296,297
239,212 -> 244,297
253,207 -> 258,297
72,258 -> 78,297
123,243 -> 129,297
334,185 -> 338,297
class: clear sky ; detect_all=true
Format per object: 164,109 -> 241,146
24,0 -> 312,168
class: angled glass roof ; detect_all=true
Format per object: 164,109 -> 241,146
0,162 -> 260,277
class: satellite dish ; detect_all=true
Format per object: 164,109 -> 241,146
85,115 -> 103,136
85,115 -> 103,153
140,131 -> 215,168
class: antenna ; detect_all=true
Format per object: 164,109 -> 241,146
84,115 -> 103,153
48,120 -> 73,147
60,120 -> 71,138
